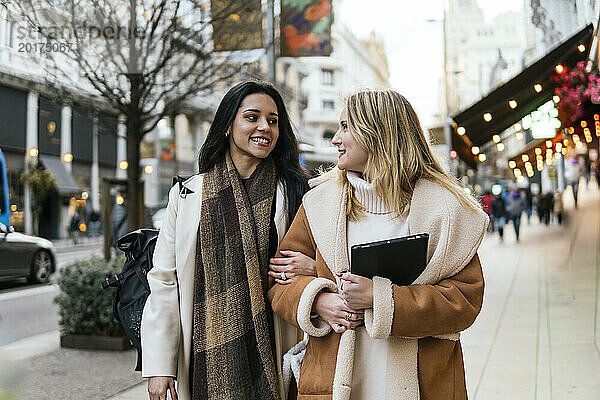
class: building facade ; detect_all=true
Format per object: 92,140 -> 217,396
299,23 -> 390,171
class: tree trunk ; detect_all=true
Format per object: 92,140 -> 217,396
126,109 -> 142,231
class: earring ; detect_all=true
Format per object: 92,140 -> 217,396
225,131 -> 230,137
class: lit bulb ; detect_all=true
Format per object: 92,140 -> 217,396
457,127 -> 466,135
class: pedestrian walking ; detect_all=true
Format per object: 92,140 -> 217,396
505,188 -> 527,241
141,81 -> 317,400
491,193 -> 507,241
553,190 -> 564,224
268,89 -> 488,400
565,156 -> 584,208
481,191 -> 494,231
69,210 -> 81,244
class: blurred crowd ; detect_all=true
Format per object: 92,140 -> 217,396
479,154 -> 599,243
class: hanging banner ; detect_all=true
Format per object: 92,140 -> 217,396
211,0 -> 263,51
280,0 -> 332,57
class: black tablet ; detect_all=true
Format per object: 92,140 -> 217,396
350,233 -> 429,286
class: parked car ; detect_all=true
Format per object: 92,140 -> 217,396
0,223 -> 57,283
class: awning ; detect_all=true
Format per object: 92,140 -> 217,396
451,24 -> 594,157
39,155 -> 81,196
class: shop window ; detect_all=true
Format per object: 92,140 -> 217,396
323,130 -> 335,140
322,69 -> 334,86
322,100 -> 334,110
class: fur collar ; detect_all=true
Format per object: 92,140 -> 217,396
302,175 -> 488,284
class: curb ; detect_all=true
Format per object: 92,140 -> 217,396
0,330 -> 60,361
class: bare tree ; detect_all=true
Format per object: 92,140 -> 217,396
7,0 -> 264,230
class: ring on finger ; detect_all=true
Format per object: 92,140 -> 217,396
344,313 -> 352,321
280,271 -> 287,280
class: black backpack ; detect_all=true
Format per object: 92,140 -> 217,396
101,176 -> 190,371
102,228 -> 158,371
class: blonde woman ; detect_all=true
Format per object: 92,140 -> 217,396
268,89 -> 488,400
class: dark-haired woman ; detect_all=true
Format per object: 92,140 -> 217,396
141,81 -> 314,400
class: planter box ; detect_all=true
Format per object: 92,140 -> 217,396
60,334 -> 132,351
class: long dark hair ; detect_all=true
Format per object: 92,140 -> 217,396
198,81 -> 310,224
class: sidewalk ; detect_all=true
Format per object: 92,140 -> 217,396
2,181 -> 599,399
462,180 -> 600,399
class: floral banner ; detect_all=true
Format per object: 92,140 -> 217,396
280,0 -> 332,57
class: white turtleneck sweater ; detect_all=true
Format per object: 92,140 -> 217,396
346,172 -> 409,400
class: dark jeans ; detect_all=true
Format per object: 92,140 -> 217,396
509,215 -> 521,240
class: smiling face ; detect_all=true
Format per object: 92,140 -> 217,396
331,109 -> 368,173
228,93 -> 280,163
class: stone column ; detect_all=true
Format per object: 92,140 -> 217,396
24,91 -> 38,235
91,116 -> 100,211
61,105 -> 72,172
116,114 -> 127,179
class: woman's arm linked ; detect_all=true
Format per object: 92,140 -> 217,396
268,205 -> 363,335
141,184 -> 182,400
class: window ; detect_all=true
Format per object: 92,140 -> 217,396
323,130 -> 335,140
322,100 -> 334,110
321,68 -> 334,86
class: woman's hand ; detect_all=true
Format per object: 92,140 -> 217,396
312,292 -> 364,333
148,376 -> 177,400
338,272 -> 374,310
268,250 -> 317,284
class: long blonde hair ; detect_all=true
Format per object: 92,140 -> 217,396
333,89 -> 480,220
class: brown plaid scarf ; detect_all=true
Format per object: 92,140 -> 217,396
190,152 -> 280,400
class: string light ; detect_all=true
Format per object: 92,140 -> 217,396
578,44 -> 586,52
457,127 -> 466,135
509,100 -> 517,109
483,113 -> 492,122
581,120 -> 587,128
478,154 -> 487,162
534,84 -> 542,92
555,64 -> 564,74
522,154 -> 529,162
553,95 -> 560,103
493,135 -> 501,143
516,131 -> 524,140
514,123 -> 522,131
535,148 -> 542,155
509,160 -> 516,168
471,146 -> 480,155
497,143 -> 504,151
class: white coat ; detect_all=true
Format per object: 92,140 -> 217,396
141,174 -> 296,400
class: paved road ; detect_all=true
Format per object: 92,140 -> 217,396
0,242 -> 103,346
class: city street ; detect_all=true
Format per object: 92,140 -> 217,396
2,184 -> 597,399
0,239 -> 102,346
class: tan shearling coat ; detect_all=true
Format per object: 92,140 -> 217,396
268,176 -> 488,400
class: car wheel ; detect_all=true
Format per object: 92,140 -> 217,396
29,250 -> 53,284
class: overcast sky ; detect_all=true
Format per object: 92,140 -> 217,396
336,0 -> 525,127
